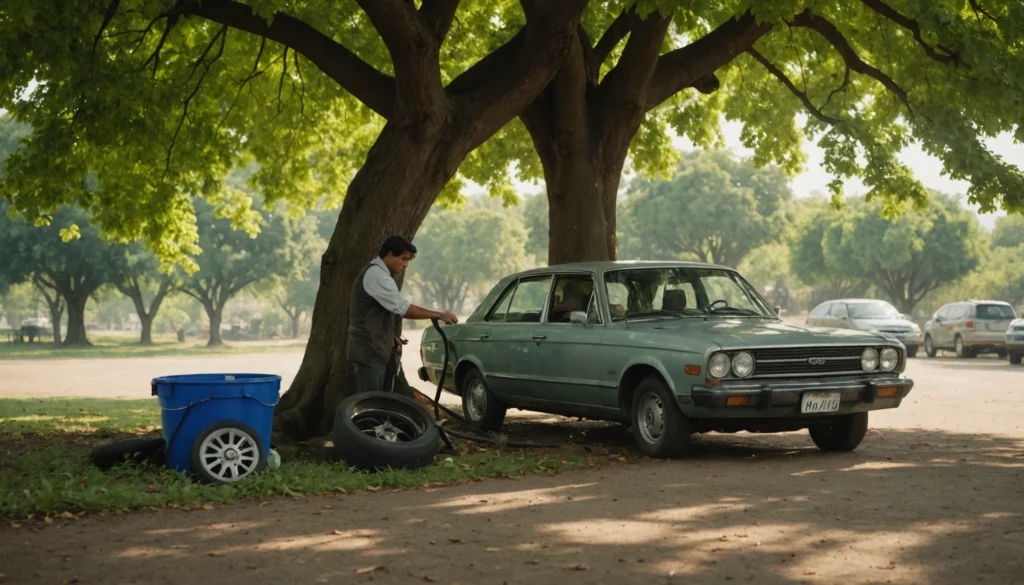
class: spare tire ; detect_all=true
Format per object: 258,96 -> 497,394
90,437 -> 166,470
332,392 -> 440,470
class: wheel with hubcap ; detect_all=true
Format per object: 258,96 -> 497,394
631,375 -> 691,458
954,335 -> 972,358
809,412 -> 868,452
460,368 -> 506,432
190,420 -> 266,484
924,335 -> 937,358
332,391 -> 440,470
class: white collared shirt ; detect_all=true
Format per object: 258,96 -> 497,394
363,257 -> 411,316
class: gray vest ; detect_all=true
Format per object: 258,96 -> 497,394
347,262 -> 398,365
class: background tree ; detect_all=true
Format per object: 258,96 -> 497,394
618,151 -> 791,267
520,192 -> 550,266
789,204 -> 864,299
992,215 -> 1024,250
0,204 -> 124,345
256,211 -> 324,339
406,206 -> 529,314
179,198 -> 301,346
115,245 -> 176,345
0,282 -> 42,331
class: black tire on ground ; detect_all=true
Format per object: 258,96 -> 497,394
906,345 -> 918,358
809,412 -> 869,452
924,335 -> 937,358
1010,352 -> 1023,365
631,375 -> 692,458
90,437 -> 166,471
333,391 -> 440,471
955,335 -> 972,359
996,349 -> 1007,359
459,368 -> 507,432
190,420 -> 267,484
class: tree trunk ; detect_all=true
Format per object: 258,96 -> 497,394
139,313 -> 154,345
290,312 -> 301,339
273,126 -> 455,441
543,151 -> 622,264
206,304 -> 224,347
63,294 -> 91,347
47,300 -> 63,347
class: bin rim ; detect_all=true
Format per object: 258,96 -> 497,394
152,373 -> 282,385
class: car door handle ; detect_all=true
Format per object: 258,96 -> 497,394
479,333 -> 491,340
532,335 -> 547,342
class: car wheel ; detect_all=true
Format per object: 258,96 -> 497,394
190,420 -> 266,484
809,412 -> 868,452
924,335 -> 937,358
905,345 -> 918,358
332,392 -> 440,471
631,375 -> 691,458
1010,352 -> 1023,365
996,349 -> 1007,359
954,335 -> 971,358
460,368 -> 506,432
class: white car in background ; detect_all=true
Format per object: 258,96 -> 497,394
806,299 -> 923,358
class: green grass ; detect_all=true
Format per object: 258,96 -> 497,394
0,398 -> 597,520
0,335 -> 306,360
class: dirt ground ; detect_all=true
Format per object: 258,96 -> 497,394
2,347 -> 1023,584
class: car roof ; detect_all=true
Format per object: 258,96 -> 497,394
828,299 -> 894,304
511,260 -> 734,278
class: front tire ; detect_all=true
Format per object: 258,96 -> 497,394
809,412 -> 868,452
1010,352 -> 1022,365
924,335 -> 937,358
190,421 -> 266,484
631,376 -> 691,458
905,345 -> 918,358
460,369 -> 506,432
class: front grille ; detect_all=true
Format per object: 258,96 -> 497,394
749,346 -> 866,378
878,328 -> 911,334
1015,326 -> 1024,332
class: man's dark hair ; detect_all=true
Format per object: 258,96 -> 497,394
379,235 -> 417,259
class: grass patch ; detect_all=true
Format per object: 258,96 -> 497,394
0,336 -> 306,360
0,398 -> 599,520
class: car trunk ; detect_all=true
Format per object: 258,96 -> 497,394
971,304 -> 1016,342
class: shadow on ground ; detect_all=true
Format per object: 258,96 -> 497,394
3,427 -> 1022,585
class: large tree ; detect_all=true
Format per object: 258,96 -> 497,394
0,204 -> 124,345
0,0 -> 588,438
794,194 -> 983,314
116,244 -> 176,345
406,205 -> 529,314
463,1 -> 1024,264
618,150 -> 791,267
992,214 -> 1024,250
256,211 -> 324,339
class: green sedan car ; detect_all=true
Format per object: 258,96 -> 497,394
417,262 -> 914,458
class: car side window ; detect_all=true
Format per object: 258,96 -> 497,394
830,303 -> 848,318
935,306 -> 949,321
547,274 -> 600,324
950,305 -> 966,321
810,303 -> 829,318
505,276 -> 552,323
485,282 -> 517,323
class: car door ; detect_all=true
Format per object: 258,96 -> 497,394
930,305 -> 950,347
527,273 -> 605,409
484,275 -> 553,399
807,302 -> 830,327
826,302 -> 850,329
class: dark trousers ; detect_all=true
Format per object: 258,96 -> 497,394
351,360 -> 394,394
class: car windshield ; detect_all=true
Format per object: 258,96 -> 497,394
603,267 -> 774,321
976,304 -> 1016,320
848,302 -> 902,320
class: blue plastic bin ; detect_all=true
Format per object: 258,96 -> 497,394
151,373 -> 281,475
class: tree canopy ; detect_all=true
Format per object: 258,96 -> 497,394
618,150 -> 792,267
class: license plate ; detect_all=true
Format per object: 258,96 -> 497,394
801,392 -> 841,414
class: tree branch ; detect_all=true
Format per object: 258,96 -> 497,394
170,0 -> 395,118
419,0 -> 461,43
747,48 -> 843,126
592,7 -> 637,70
93,0 -> 122,55
166,25 -> 228,176
969,0 -> 997,22
859,0 -> 961,67
790,10 -> 917,117
646,10 -> 772,111
140,14 -> 180,78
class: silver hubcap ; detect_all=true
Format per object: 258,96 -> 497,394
198,428 -> 260,482
352,410 -> 422,443
465,380 -> 488,421
637,392 -> 665,444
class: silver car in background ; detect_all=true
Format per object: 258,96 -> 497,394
924,300 -> 1017,359
806,299 -> 923,358
1004,318 -> 1024,365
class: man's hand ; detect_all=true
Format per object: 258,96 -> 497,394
439,311 -> 458,325
394,336 -> 408,346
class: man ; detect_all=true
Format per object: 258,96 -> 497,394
347,235 -> 458,394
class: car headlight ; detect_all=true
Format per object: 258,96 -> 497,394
879,347 -> 899,371
732,352 -> 755,378
709,353 -> 732,378
861,348 -> 879,371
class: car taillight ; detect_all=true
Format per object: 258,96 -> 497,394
966,320 -> 974,329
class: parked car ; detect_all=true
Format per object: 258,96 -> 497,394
418,261 -> 914,458
805,299 -> 923,357
1005,318 -> 1024,365
923,300 -> 1017,358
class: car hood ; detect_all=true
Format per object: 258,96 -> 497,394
849,318 -> 918,330
638,318 -> 892,349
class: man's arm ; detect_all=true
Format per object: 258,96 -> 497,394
404,304 -> 458,324
363,267 -> 458,324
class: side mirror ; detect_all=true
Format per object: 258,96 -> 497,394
570,311 -> 588,325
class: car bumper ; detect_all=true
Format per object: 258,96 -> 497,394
687,376 -> 913,419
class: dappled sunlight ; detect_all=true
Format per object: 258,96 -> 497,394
0,414 -> 109,424
538,519 -> 676,546
423,483 -> 600,515
222,528 -> 383,553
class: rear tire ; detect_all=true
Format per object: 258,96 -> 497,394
332,392 -> 440,471
1010,352 -> 1022,365
996,349 -> 1007,359
631,376 -> 691,458
954,335 -> 971,359
460,368 -> 506,432
924,335 -> 937,358
905,346 -> 918,358
809,412 -> 868,452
